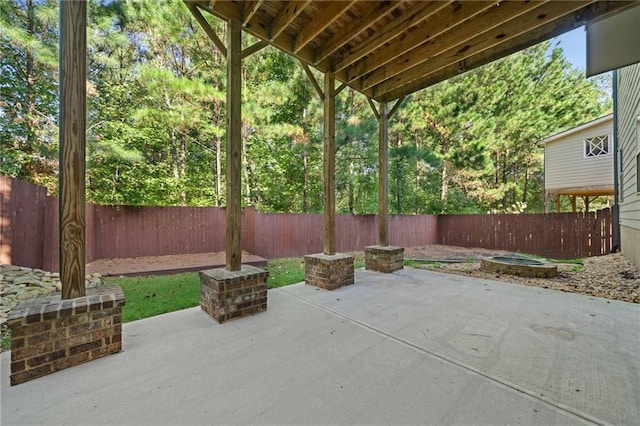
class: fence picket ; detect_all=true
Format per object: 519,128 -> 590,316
1,176 -> 615,268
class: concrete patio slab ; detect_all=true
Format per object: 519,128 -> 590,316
2,267 -> 639,425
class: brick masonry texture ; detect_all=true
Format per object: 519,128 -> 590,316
480,259 -> 558,278
199,265 -> 268,323
365,245 -> 404,273
7,285 -> 125,386
304,253 -> 354,290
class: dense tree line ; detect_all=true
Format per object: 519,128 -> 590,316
1,1 -> 610,214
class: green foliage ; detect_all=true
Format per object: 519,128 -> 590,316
0,0 -> 59,192
392,41 -> 609,214
2,2 -> 611,215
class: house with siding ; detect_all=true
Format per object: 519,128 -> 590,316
539,114 -> 615,213
616,62 -> 640,269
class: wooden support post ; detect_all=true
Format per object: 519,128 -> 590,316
226,18 -> 242,271
59,0 -> 87,300
378,101 -> 389,246
554,195 -> 560,213
570,195 -> 577,213
323,71 -> 336,255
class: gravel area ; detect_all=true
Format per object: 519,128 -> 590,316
1,265 -> 104,351
405,245 -> 640,304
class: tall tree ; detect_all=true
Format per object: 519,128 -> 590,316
0,0 -> 58,191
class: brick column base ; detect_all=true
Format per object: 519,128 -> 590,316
365,245 -> 404,273
199,265 -> 268,323
8,285 -> 125,386
304,253 -> 354,290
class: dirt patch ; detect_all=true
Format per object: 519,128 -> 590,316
86,250 -> 266,276
404,245 -> 639,304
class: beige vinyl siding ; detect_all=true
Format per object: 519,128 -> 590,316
544,119 -> 614,191
618,62 -> 640,269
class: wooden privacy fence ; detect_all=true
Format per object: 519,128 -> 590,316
438,210 -> 613,259
1,176 -> 613,270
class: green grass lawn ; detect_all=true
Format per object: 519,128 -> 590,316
266,257 -> 306,288
107,273 -> 201,323
109,255 -> 363,323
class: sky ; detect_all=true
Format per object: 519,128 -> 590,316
552,27 -> 587,70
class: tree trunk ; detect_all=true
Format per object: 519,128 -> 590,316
302,149 -> 308,212
440,162 -> 448,201
396,170 -> 401,214
522,156 -> 530,204
170,129 -> 179,179
494,151 -> 500,189
215,135 -> 222,206
164,92 -> 180,182
213,100 -> 223,206
440,139 -> 449,201
242,135 -> 250,205
22,0 -> 37,178
179,131 -> 187,205
502,149 -> 509,209
396,133 -> 402,213
348,159 -> 355,214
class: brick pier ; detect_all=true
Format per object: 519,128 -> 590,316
8,285 -> 124,386
304,253 -> 354,290
365,245 -> 404,273
199,265 -> 268,323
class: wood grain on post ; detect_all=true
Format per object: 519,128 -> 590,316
378,101 -> 389,247
323,71 -> 336,255
59,0 -> 87,299
226,18 -> 242,271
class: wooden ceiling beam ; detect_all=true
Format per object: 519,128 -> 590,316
293,1 -> 352,54
185,2 -> 227,57
388,95 -> 405,118
366,96 -> 380,120
242,0 -> 263,27
347,1 -> 495,83
241,40 -> 268,59
300,61 -> 324,101
196,0 -> 242,21
269,0 -> 312,41
201,0 -> 320,73
361,0 -> 559,91
375,1 -> 634,101
313,1 -> 400,65
333,1 -> 448,73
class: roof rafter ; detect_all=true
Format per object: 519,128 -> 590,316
375,1 -> 634,101
186,0 -> 638,102
371,0 -> 590,94
313,1 -> 400,64
269,0 -> 312,41
347,1 -> 496,84
241,40 -> 268,58
242,0 -> 263,27
293,1 -> 353,54
333,1 -> 449,73
197,0 -> 319,67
